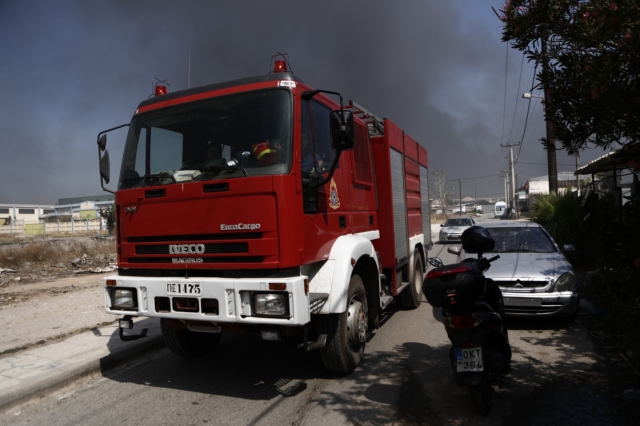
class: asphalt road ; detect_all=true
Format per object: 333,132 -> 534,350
1,214 -> 632,425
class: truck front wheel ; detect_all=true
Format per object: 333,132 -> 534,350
399,251 -> 423,309
318,275 -> 368,373
161,319 -> 221,358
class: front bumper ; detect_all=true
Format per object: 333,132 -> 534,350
439,233 -> 461,242
502,291 -> 579,318
103,274 -> 322,326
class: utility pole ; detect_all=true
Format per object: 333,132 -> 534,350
502,171 -> 508,204
459,178 -> 462,216
541,38 -> 558,194
576,153 -> 580,194
502,143 -> 520,218
516,174 -> 520,217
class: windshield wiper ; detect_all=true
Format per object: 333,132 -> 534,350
121,172 -> 176,184
198,164 -> 248,177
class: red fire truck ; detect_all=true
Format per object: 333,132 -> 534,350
95,57 -> 432,373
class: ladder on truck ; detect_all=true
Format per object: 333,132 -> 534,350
346,101 -> 385,137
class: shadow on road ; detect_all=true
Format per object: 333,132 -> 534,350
98,310 -> 636,425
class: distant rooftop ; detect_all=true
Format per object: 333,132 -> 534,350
57,195 -> 114,205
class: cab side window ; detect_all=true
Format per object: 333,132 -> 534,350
301,99 -> 335,175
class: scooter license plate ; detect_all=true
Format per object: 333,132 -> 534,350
456,347 -> 484,372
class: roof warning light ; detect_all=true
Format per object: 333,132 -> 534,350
273,59 -> 287,73
151,77 -> 170,98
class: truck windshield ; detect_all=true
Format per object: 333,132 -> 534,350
118,89 -> 292,189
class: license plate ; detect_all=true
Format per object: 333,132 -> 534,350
166,283 -> 202,296
456,347 -> 484,372
504,297 -> 541,307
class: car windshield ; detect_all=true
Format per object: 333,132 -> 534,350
445,218 -> 472,227
118,89 -> 292,189
486,227 -> 556,253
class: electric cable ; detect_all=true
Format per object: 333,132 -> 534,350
501,42 -> 509,146
506,52 -> 526,146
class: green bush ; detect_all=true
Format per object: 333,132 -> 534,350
532,190 -> 640,371
98,205 -> 116,235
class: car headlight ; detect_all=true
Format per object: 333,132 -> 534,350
113,288 -> 135,308
254,293 -> 287,316
554,272 -> 576,292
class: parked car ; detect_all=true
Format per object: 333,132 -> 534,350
439,217 -> 475,242
448,221 -> 579,320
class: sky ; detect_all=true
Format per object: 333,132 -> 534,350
0,0 -> 611,205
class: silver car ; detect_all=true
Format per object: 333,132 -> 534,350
449,221 -> 579,320
439,217 -> 475,242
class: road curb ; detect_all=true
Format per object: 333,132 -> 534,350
0,324 -> 164,413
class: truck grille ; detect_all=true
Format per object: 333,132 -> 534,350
135,243 -> 248,255
495,280 -> 548,289
127,232 -> 261,243
128,256 -> 263,264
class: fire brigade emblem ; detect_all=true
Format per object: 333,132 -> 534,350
329,178 -> 340,209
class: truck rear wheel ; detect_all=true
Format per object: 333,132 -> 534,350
399,251 -> 423,309
318,275 -> 368,373
161,319 -> 221,358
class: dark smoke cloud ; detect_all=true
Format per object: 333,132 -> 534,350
0,1 -> 603,204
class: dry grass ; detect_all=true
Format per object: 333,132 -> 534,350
0,237 -> 115,269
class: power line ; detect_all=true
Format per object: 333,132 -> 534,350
506,53 -> 526,146
518,161 -> 576,167
446,173 -> 502,182
500,42 -> 509,146
514,64 -> 539,164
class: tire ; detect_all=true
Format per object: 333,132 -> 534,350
161,319 -> 222,358
318,275 -> 368,373
399,251 -> 423,309
469,369 -> 493,416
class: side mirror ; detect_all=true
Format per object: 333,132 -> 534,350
99,151 -> 111,184
98,134 -> 107,151
563,244 -> 575,252
440,224 -> 444,227
330,110 -> 354,151
447,247 -> 460,255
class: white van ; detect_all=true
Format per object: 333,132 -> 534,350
494,201 -> 507,218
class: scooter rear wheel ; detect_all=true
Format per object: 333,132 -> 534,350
469,370 -> 493,415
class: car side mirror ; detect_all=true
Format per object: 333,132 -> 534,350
563,244 -> 575,252
447,247 -> 460,255
330,110 -> 354,151
440,224 -> 444,227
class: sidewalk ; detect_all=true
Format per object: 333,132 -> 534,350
0,314 -> 163,412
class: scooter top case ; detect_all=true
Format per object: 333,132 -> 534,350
423,262 -> 486,307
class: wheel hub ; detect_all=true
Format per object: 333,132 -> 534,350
347,298 -> 368,345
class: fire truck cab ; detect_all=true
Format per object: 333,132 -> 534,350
96,58 -> 432,373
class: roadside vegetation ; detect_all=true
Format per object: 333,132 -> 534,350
530,190 -> 640,373
0,237 -> 116,284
